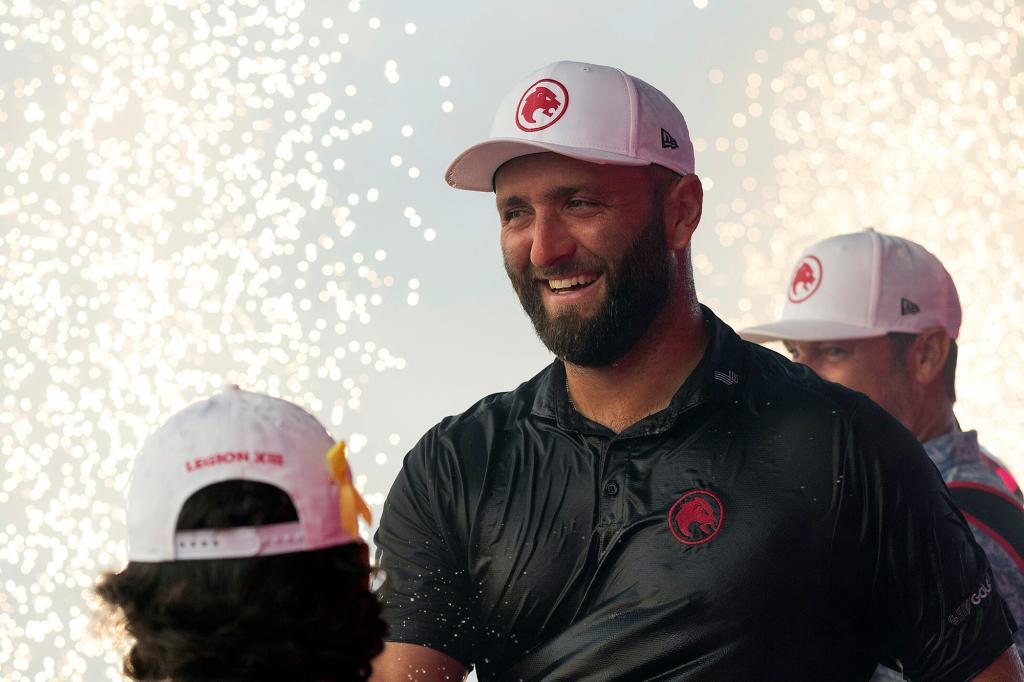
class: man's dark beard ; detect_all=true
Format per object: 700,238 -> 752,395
504,216 -> 671,367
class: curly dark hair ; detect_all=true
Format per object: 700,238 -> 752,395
96,480 -> 386,681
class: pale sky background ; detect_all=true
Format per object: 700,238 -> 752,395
0,0 -> 1019,678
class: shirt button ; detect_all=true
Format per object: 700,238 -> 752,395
604,482 -> 620,496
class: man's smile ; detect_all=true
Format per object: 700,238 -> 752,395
542,272 -> 601,296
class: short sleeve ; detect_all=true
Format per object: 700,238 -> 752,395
373,427 -> 474,666
832,403 -> 1016,681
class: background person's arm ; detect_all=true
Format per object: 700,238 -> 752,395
972,646 -> 1024,681
370,642 -> 469,682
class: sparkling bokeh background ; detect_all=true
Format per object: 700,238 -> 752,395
0,0 -> 1019,679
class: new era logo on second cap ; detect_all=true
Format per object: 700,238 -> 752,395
901,298 -> 920,315
661,128 -> 679,149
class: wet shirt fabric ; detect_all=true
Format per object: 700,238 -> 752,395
375,308 -> 1015,682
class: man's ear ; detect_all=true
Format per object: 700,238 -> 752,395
664,174 -> 703,252
908,328 -> 951,386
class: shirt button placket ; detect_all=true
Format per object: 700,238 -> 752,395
598,440 -> 623,533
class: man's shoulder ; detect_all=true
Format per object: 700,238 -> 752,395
736,338 -> 874,418
924,430 -> 1016,493
727,341 -> 924,474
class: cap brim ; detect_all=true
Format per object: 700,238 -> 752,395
445,138 -> 650,192
739,319 -> 889,344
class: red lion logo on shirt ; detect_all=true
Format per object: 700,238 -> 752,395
668,489 -> 724,545
675,498 -> 716,539
521,86 -> 561,124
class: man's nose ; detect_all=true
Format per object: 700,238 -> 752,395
530,210 -> 575,268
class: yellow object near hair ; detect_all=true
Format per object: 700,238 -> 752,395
325,440 -> 372,538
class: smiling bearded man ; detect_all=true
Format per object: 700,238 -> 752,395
369,61 -> 1022,682
503,176 -> 672,368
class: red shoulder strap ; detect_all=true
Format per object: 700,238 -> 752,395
948,481 -> 1024,574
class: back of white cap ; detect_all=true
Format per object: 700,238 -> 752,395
740,229 -> 961,343
126,386 -> 365,562
445,60 -> 695,191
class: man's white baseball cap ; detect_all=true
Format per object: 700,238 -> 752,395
126,386 -> 366,562
445,60 -> 695,192
740,229 -> 961,343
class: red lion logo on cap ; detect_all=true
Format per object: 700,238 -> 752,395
521,86 -> 560,124
792,263 -> 816,296
668,489 -> 724,545
515,79 -> 568,132
788,255 -> 823,304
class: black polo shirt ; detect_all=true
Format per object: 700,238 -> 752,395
375,307 -> 1015,681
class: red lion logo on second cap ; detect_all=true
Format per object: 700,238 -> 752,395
792,263 -> 816,296
788,255 -> 823,303
668,489 -> 724,546
521,86 -> 560,124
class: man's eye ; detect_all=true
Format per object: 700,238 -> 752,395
822,347 -> 847,358
502,208 -> 526,222
566,198 -> 596,209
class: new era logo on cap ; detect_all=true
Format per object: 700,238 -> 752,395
901,298 -> 920,315
661,128 -> 679,149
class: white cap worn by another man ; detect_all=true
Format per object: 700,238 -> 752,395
740,228 -> 961,344
126,385 -> 370,562
445,60 -> 696,191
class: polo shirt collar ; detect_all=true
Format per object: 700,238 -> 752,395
530,305 -> 745,436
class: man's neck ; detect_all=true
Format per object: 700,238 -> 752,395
903,383 -> 956,444
564,300 -> 708,434
914,405 -> 957,444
